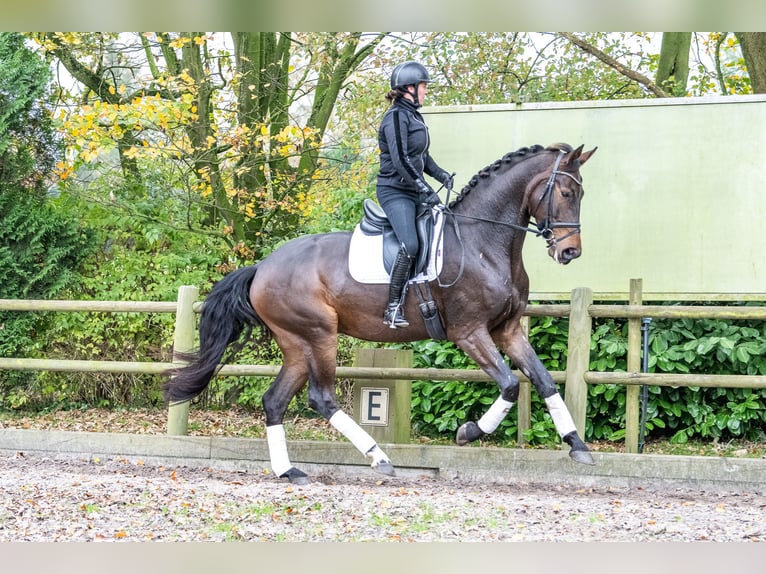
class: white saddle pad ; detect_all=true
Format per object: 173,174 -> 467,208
348,210 -> 446,284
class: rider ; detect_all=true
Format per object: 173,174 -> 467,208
376,61 -> 454,328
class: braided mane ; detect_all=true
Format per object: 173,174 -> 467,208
448,143 -> 573,208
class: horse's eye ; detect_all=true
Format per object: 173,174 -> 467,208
561,189 -> 573,198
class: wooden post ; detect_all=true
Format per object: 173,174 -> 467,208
167,285 -> 199,436
352,348 -> 413,444
564,287 -> 593,437
516,315 -> 531,445
625,278 -> 643,453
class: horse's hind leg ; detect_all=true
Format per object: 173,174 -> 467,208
262,361 -> 312,485
306,347 -> 395,477
264,330 -> 395,482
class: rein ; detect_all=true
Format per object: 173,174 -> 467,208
436,150 -> 582,287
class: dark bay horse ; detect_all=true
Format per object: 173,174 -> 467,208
165,143 -> 597,484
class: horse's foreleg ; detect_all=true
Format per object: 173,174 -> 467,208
503,331 -> 595,465
454,331 -> 521,446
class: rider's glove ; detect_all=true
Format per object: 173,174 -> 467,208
416,179 -> 441,207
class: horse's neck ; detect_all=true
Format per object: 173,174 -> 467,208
456,172 -> 533,237
450,156 -> 548,266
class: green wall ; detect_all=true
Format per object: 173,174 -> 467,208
424,95 -> 766,298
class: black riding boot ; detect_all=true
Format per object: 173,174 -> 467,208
383,246 -> 414,328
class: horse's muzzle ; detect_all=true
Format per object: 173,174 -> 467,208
558,246 -> 581,264
549,243 -> 581,265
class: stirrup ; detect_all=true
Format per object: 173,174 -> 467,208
384,304 -> 409,328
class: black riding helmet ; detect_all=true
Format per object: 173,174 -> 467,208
390,61 -> 431,107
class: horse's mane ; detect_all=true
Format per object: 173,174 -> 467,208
448,143 -> 573,208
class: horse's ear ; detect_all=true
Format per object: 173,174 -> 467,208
573,145 -> 597,167
562,144 -> 597,169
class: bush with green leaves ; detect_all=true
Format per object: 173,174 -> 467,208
24,175 -> 232,409
0,33 -> 96,408
0,192 -> 96,408
404,305 -> 766,447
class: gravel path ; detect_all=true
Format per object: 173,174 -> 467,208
1,451 -> 764,542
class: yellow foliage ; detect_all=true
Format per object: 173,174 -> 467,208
169,36 -> 191,49
123,146 -> 140,159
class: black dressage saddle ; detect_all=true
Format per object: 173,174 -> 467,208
359,199 -> 434,277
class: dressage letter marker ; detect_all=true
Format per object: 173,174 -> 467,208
360,388 -> 389,426
352,348 -> 413,444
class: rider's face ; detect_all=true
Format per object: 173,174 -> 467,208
415,82 -> 428,103
406,82 -> 428,104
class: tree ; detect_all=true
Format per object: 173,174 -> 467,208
656,33 -> 692,96
736,32 -> 766,93
0,33 -> 60,196
0,33 -> 93,406
557,32 -> 672,97
40,32 -> 387,260
559,32 -> 766,98
0,32 -> 88,301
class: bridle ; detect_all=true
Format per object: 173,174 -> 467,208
530,149 -> 583,248
435,149 -> 583,288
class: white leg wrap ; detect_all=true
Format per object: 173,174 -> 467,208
266,424 -> 293,477
329,410 -> 377,456
545,393 -> 577,438
477,397 -> 514,434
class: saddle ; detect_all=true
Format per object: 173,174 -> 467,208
359,199 -> 434,276
356,199 -> 447,340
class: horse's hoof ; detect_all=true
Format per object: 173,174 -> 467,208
569,449 -> 596,466
456,421 -> 484,446
373,461 -> 396,477
281,467 -> 310,485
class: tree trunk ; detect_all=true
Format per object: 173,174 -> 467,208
656,33 -> 691,97
736,32 -> 766,93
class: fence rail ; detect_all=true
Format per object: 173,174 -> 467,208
2,280 -> 765,452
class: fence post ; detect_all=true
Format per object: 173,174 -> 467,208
352,348 -> 413,444
625,278 -> 643,453
564,287 -> 593,438
167,285 -> 199,436
516,315 -> 531,445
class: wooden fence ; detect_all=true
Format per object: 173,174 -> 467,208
2,280 -> 766,453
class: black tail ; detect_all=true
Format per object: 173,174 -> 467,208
163,265 -> 263,403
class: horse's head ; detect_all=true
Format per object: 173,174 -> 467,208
527,144 -> 597,265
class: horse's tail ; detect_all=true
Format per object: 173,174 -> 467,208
163,265 -> 263,403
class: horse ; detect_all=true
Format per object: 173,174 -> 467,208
164,142 -> 597,484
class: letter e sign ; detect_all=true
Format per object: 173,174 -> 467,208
360,387 -> 389,426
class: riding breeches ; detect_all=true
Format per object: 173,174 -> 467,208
376,187 -> 420,257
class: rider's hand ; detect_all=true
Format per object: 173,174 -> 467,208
416,179 -> 441,207
439,170 -> 455,191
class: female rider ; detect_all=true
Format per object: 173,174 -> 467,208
376,61 -> 454,328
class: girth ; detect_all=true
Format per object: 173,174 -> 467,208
359,199 -> 434,276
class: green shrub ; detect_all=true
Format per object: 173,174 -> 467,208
403,303 -> 766,446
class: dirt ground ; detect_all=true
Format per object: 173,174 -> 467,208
1,449 -> 764,542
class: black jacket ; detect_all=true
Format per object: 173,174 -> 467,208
376,98 -> 449,194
